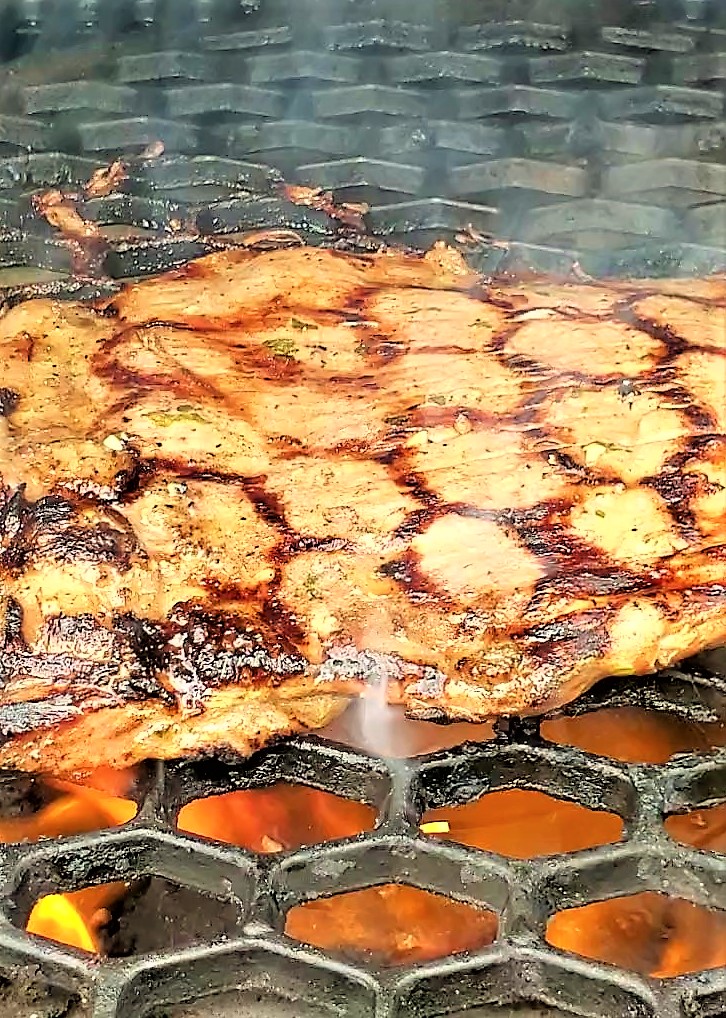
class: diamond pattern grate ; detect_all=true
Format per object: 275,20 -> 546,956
0,0 -> 724,295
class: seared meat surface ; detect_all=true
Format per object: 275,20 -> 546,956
0,244 -> 724,772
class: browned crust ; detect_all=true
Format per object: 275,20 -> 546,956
0,243 -> 724,772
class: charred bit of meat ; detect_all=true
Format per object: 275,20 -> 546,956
282,183 -> 369,230
83,159 -> 128,199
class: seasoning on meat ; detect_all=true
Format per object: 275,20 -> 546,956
0,242 -> 724,772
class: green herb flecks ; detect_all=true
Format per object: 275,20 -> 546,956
303,572 -> 321,599
263,335 -> 298,358
144,409 -> 208,427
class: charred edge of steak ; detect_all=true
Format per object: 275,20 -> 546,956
165,605 -> 309,713
0,696 -> 85,738
0,489 -> 140,574
0,606 -> 173,725
0,389 -> 19,417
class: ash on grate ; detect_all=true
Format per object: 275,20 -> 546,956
151,992 -> 332,1018
107,878 -> 243,957
0,969 -> 85,1018
452,1009 -> 575,1018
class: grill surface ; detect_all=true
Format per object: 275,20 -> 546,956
0,664 -> 725,1018
0,0 -> 725,296
0,1 -> 725,1016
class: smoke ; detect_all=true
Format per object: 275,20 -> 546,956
0,0 -> 723,273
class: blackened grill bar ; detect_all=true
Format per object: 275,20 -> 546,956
0,0 -> 725,1015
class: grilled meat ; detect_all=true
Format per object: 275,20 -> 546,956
0,243 -> 724,772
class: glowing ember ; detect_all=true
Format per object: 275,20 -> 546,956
666,802 -> 726,853
542,707 -> 726,764
8,704 -> 726,969
0,770 -> 137,844
177,784 -> 376,852
547,892 -> 726,977
285,885 -> 497,965
422,789 -> 622,858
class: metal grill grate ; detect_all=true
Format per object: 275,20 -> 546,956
0,664 -> 723,1018
0,0 -> 725,296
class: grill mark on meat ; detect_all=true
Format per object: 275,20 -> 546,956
407,406 -> 509,433
0,245 -> 724,771
644,435 -> 726,536
392,506 -> 445,543
493,503 -> 649,602
523,611 -> 612,681
241,480 -> 294,540
617,298 -> 703,357
378,552 -> 458,608
94,324 -> 231,408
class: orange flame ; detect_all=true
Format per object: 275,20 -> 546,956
0,769 -> 137,953
178,784 -> 375,853
422,788 -> 623,858
8,702 -> 726,966
285,884 -> 497,965
174,705 -> 726,968
547,893 -> 726,977
26,883 -> 127,953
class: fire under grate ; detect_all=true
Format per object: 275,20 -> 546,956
0,662 -> 723,1018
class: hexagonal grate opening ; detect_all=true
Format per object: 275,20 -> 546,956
25,877 -> 242,956
0,770 -> 137,843
421,789 -> 623,857
666,802 -> 726,852
542,708 -> 726,764
176,783 -> 376,852
546,892 -> 726,976
285,884 -> 497,966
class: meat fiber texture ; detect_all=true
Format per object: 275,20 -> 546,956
0,243 -> 724,772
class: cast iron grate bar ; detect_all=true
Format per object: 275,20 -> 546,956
0,659 -> 722,1018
